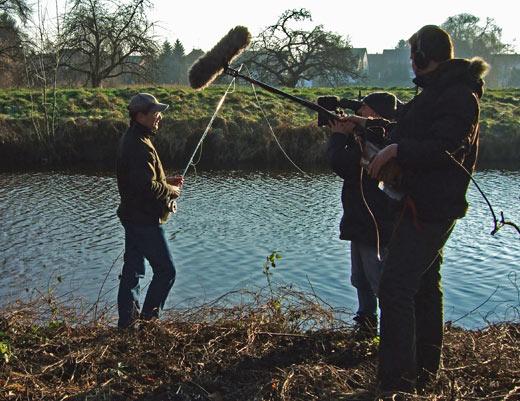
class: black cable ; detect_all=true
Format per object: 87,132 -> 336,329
357,140 -> 383,261
445,150 -> 520,238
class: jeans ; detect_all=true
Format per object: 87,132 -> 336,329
377,211 -> 456,392
350,241 -> 384,320
117,222 -> 176,328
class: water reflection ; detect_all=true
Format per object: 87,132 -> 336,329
0,169 -> 518,328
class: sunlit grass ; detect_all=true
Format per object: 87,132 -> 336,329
0,85 -> 518,168
0,85 -> 517,133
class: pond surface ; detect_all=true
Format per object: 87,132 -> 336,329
0,168 -> 518,329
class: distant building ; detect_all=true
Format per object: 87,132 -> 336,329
351,48 -> 369,78
185,49 -> 205,68
364,46 -> 520,88
366,47 -> 413,87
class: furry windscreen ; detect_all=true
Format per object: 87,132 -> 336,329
189,26 -> 251,90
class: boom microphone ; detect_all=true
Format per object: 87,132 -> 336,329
188,26 -> 341,124
188,26 -> 252,89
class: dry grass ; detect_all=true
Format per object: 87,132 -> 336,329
0,286 -> 518,401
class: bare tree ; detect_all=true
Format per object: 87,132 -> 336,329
59,0 -> 159,87
22,0 -> 64,148
241,9 -> 360,88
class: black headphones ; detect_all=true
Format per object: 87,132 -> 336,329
413,30 -> 429,69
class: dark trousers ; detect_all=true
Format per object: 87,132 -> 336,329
377,211 -> 456,392
117,222 -> 176,328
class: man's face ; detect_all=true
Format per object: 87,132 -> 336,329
411,52 -> 420,76
410,50 -> 434,76
357,103 -> 380,118
138,110 -> 163,132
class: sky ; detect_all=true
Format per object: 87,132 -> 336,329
47,0 -> 518,55
147,0 -> 519,54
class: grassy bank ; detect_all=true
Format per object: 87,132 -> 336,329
0,85 -> 519,170
0,286 -> 518,400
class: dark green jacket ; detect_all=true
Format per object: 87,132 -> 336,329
116,121 -> 175,225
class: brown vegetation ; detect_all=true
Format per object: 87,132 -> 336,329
0,116 -> 331,170
0,287 -> 518,400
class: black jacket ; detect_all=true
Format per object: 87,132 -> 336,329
116,121 -> 175,225
327,132 -> 395,247
365,58 -> 487,221
389,57 -> 486,221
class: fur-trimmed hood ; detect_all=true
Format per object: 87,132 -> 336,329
414,57 -> 490,98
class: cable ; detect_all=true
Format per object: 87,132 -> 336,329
181,66 -> 240,178
356,140 -> 383,261
445,150 -> 520,238
244,66 -> 309,176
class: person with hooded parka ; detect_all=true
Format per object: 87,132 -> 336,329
345,25 -> 489,396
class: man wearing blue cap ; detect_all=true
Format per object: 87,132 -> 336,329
116,92 -> 184,329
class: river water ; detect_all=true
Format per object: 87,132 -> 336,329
0,168 -> 518,329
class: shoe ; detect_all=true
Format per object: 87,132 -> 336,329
375,391 -> 407,401
416,370 -> 435,395
117,319 -> 136,330
353,314 -> 378,338
138,317 -> 159,332
375,384 -> 416,400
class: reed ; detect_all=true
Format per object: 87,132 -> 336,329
0,282 -> 518,400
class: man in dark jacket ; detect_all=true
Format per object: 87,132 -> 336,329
116,92 -> 184,329
327,92 -> 398,336
346,25 -> 488,395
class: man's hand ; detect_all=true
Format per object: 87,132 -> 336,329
169,186 -> 181,199
167,176 -> 184,187
344,114 -> 368,128
368,144 -> 398,179
328,118 -> 357,135
167,176 -> 183,199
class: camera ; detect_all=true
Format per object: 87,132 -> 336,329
317,96 -> 363,126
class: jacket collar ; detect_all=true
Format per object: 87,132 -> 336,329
130,120 -> 155,137
413,58 -> 487,98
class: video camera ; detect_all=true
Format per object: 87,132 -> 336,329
317,96 -> 363,126
319,95 -> 404,201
